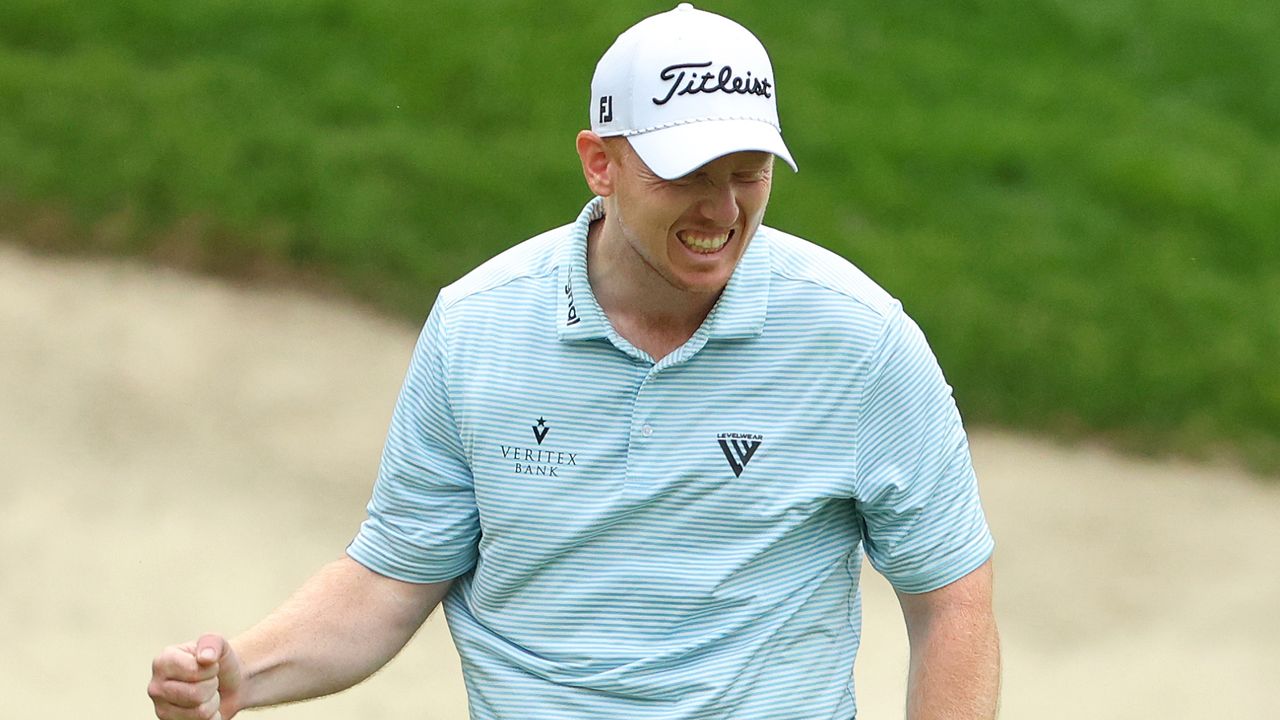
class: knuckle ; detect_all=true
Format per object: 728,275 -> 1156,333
148,679 -> 208,710
154,646 -> 192,679
198,691 -> 222,719
179,679 -> 215,707
170,683 -> 200,707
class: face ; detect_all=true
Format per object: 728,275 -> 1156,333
603,140 -> 774,296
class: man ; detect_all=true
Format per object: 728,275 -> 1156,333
148,4 -> 999,719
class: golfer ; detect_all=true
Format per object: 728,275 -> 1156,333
148,4 -> 999,718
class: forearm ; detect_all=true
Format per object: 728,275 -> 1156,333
904,602 -> 1000,719
228,555 -> 450,715
898,560 -> 1001,720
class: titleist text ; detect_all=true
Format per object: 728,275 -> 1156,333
652,62 -> 773,106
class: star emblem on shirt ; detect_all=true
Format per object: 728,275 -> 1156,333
532,417 -> 550,445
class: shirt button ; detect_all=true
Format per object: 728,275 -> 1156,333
641,424 -> 653,437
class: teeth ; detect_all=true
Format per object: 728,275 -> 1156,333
679,230 -> 731,253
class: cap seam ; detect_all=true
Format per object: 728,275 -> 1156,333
600,115 -> 782,136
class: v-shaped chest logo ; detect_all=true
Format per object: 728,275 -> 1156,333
718,433 -> 763,477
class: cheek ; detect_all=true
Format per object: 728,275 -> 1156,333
740,188 -> 770,224
615,198 -> 677,261
623,184 -> 681,226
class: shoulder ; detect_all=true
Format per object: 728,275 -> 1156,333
759,225 -> 899,321
435,223 -> 568,311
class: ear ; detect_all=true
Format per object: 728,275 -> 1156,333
576,130 -> 616,197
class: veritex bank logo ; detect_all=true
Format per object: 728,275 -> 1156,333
718,432 -> 763,478
499,418 -> 580,477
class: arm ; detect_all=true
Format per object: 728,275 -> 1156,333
149,555 -> 451,720
228,555 -> 451,713
896,559 -> 1000,720
150,303 -> 473,720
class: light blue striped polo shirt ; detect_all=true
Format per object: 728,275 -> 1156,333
348,196 -> 994,719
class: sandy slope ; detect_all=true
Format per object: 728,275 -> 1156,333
2,242 -> 1277,719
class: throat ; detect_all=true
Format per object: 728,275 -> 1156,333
587,216 -> 722,358
608,310 -> 705,361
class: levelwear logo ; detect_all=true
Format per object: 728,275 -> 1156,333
718,432 -> 763,477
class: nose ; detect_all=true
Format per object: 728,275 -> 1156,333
699,182 -> 739,227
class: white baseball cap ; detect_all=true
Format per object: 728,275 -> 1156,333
590,3 -> 798,180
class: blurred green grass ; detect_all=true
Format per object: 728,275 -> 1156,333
2,0 -> 1277,472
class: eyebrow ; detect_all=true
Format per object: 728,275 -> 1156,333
682,163 -> 772,180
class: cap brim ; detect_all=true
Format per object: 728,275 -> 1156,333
626,119 -> 798,181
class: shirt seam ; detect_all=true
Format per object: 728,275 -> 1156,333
438,263 -> 561,313
766,268 -> 895,320
434,297 -> 471,475
850,306 -> 898,488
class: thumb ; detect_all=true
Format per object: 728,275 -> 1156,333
195,633 -> 244,702
194,633 -> 230,666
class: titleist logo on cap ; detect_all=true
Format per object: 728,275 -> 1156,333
588,4 -> 797,179
652,61 -> 773,106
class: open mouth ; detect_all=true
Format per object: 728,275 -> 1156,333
678,228 -> 734,254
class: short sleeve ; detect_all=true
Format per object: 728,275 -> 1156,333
347,297 -> 480,582
853,304 -> 994,594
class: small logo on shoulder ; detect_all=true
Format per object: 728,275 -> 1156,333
718,432 -> 763,477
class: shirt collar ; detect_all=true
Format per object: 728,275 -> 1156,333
703,223 -> 771,339
556,198 -> 611,341
556,196 -> 771,343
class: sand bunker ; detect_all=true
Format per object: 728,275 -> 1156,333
2,243 -> 1276,719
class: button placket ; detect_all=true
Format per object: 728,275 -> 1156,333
624,365 -> 664,494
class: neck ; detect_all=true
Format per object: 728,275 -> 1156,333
586,216 -> 723,359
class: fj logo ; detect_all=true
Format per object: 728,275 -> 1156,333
599,95 -> 614,123
717,432 -> 762,477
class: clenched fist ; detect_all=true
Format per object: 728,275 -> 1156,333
148,634 -> 244,720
